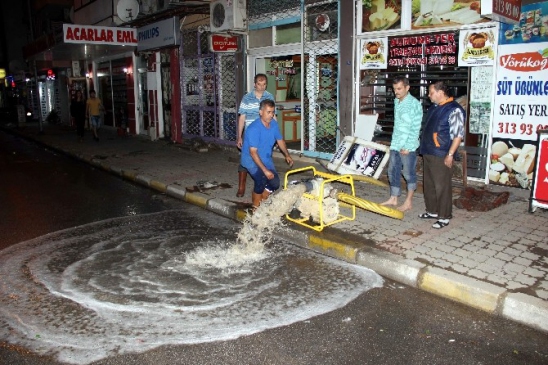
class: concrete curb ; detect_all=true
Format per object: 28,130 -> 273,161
2,125 -> 546,334
502,293 -> 548,333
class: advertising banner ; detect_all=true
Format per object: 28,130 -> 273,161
412,0 -> 487,29
489,42 -> 548,188
499,2 -> 548,45
360,37 -> 388,69
361,0 -> 402,33
388,32 -> 457,67
458,24 -> 498,66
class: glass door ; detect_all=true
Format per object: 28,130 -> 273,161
137,68 -> 149,135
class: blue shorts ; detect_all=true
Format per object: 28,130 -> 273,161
90,115 -> 101,128
249,169 -> 280,194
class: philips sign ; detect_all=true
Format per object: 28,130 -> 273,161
137,17 -> 180,52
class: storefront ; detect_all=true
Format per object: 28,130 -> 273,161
179,22 -> 243,145
356,0 -> 508,186
65,24 -> 138,132
247,0 -> 340,158
24,24 -> 138,131
136,17 -> 181,141
355,0 -> 547,192
490,1 -> 548,191
95,56 -> 134,130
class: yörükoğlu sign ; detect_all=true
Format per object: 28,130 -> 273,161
63,24 -> 138,46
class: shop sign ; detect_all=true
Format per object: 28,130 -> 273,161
481,0 -> 521,24
137,17 -> 180,52
63,24 -> 137,46
489,42 -> 548,189
458,24 -> 498,66
388,32 -> 457,67
0,68 -> 5,79
359,37 -> 388,69
209,34 -> 239,53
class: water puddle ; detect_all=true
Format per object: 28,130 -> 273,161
0,192 -> 382,364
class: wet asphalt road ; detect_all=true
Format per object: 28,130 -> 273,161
1,130 -> 547,365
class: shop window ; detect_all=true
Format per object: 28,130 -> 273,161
249,28 -> 272,48
359,31 -> 469,144
305,2 -> 338,43
276,22 -> 301,45
260,55 -> 301,102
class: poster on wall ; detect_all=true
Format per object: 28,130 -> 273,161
360,37 -> 388,69
412,0 -> 487,29
489,42 -> 548,189
361,0 -> 402,33
327,136 -> 389,179
388,32 -> 457,67
468,66 -> 493,134
458,24 -> 498,66
499,2 -> 548,45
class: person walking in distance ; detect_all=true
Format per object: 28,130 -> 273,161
86,90 -> 103,142
70,90 -> 86,142
381,76 -> 423,212
418,81 -> 465,229
241,99 -> 293,210
236,73 -> 275,197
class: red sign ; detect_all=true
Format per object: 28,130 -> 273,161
492,0 -> 521,23
209,34 -> 239,53
389,33 -> 457,67
500,52 -> 548,72
63,24 -> 138,46
533,137 -> 548,203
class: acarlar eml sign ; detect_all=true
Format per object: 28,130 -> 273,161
63,24 -> 138,46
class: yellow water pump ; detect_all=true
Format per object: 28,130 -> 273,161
284,166 -> 403,232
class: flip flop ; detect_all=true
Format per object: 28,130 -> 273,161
418,212 -> 438,219
432,219 -> 450,229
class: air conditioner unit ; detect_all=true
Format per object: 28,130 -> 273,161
210,0 -> 246,32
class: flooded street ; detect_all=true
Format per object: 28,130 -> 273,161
0,210 -> 382,364
2,131 -> 547,365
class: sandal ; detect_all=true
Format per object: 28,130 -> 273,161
432,219 -> 450,229
418,212 -> 438,219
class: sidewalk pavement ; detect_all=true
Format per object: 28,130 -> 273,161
2,122 -> 548,333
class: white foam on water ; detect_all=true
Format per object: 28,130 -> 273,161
237,184 -> 307,249
185,185 -> 306,271
0,208 -> 383,364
